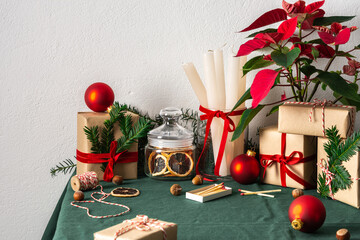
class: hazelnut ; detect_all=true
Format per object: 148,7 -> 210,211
112,175 -> 123,185
336,228 -> 350,240
170,184 -> 182,196
292,189 -> 304,199
192,175 -> 203,185
73,191 -> 84,201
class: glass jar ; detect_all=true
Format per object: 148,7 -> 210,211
145,107 -> 195,180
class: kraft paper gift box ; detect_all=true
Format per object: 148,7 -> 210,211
317,137 -> 360,208
278,102 -> 355,138
93,215 -> 177,240
77,112 -> 139,180
259,126 -> 317,189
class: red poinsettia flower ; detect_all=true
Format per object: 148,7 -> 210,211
237,17 -> 298,56
282,0 -> 325,29
316,22 -> 354,45
343,58 -> 360,76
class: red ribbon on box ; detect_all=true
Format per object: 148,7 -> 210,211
76,141 -> 138,182
196,105 -> 245,176
259,133 -> 315,188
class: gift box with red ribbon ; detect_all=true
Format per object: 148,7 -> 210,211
317,137 -> 360,208
259,126 -> 317,189
93,215 -> 177,240
76,112 -> 139,181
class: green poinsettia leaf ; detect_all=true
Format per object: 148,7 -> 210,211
313,16 -> 355,26
334,83 -> 360,111
271,47 -> 301,68
321,82 -> 327,91
307,39 -> 326,45
337,51 -> 355,58
317,72 -> 360,102
300,65 -> 318,77
242,56 -> 274,76
246,28 -> 278,38
232,105 -> 264,141
311,48 -> 319,60
266,105 -> 281,117
297,57 -> 313,65
231,88 -> 251,112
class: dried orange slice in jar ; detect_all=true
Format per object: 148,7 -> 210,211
148,153 -> 169,176
166,152 -> 194,177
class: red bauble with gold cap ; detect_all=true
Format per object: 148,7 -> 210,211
230,150 -> 260,185
84,82 -> 114,112
288,195 -> 326,233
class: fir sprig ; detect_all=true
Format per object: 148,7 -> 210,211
117,117 -> 153,152
50,158 -> 76,177
84,126 -> 101,153
317,126 -> 360,198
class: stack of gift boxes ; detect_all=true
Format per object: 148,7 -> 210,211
259,101 -> 360,208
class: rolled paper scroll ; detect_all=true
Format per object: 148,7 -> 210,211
203,51 -> 225,175
182,62 -> 208,107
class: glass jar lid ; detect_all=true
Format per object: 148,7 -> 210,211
148,107 -> 194,148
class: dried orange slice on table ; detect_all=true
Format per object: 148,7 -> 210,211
148,153 -> 169,176
166,152 -> 194,177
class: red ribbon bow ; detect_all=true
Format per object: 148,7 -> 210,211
260,133 -> 315,188
196,105 -> 245,176
76,141 -> 138,182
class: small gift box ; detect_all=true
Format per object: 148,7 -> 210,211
317,137 -> 360,208
77,112 -> 139,180
93,215 -> 177,240
259,126 -> 317,189
278,101 -> 355,138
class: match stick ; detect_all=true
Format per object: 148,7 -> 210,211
196,183 -> 224,196
201,188 -> 226,197
238,189 -> 274,198
240,189 -> 281,195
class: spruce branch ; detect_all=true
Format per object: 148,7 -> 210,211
318,126 -> 360,198
117,117 -> 153,152
50,158 -> 76,177
83,126 -> 101,153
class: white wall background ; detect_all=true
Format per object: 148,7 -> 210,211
1,0 -> 360,239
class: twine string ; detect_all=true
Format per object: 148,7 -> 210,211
317,158 -> 335,199
114,215 -> 175,240
70,172 -> 130,219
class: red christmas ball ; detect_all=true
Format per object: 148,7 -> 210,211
288,195 -> 326,233
230,150 -> 260,185
84,82 -> 114,112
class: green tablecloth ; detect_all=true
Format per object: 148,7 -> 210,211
43,176 -> 360,240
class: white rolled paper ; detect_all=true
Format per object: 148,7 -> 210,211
203,51 -> 226,176
182,62 -> 208,107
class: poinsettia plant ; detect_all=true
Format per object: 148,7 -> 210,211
231,0 -> 360,140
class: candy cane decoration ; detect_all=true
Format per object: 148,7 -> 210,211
70,172 -> 130,219
114,215 -> 175,240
